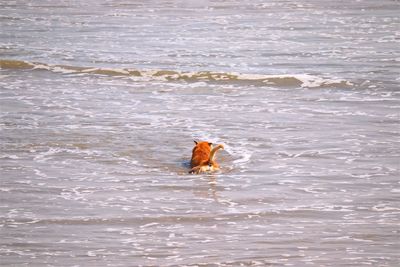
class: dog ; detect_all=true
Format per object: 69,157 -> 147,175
189,141 -> 224,174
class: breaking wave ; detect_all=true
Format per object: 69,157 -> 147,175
0,59 -> 352,88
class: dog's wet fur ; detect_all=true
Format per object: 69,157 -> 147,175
189,141 -> 224,174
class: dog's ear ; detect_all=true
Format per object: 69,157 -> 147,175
194,140 -> 198,145
208,142 -> 213,146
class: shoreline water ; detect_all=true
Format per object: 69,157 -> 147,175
1,0 -> 399,266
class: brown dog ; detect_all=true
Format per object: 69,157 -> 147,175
189,141 -> 224,174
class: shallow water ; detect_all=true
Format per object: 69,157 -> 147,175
1,0 -> 399,266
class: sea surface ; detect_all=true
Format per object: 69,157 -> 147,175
1,0 -> 399,266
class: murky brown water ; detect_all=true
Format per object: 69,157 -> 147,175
1,0 -> 399,266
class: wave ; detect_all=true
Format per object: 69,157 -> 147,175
0,59 -> 352,88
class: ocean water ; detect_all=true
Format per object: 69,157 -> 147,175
0,0 -> 399,266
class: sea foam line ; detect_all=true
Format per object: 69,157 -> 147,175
0,59 -> 352,88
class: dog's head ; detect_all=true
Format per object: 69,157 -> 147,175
193,140 -> 212,147
192,140 -> 213,151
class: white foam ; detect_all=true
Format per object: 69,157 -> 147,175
224,143 -> 252,169
235,72 -> 352,88
290,74 -> 351,88
372,204 -> 400,212
232,153 -> 251,165
32,64 -> 50,70
236,73 -> 270,80
140,222 -> 159,228
0,154 -> 19,159
51,66 -> 77,74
